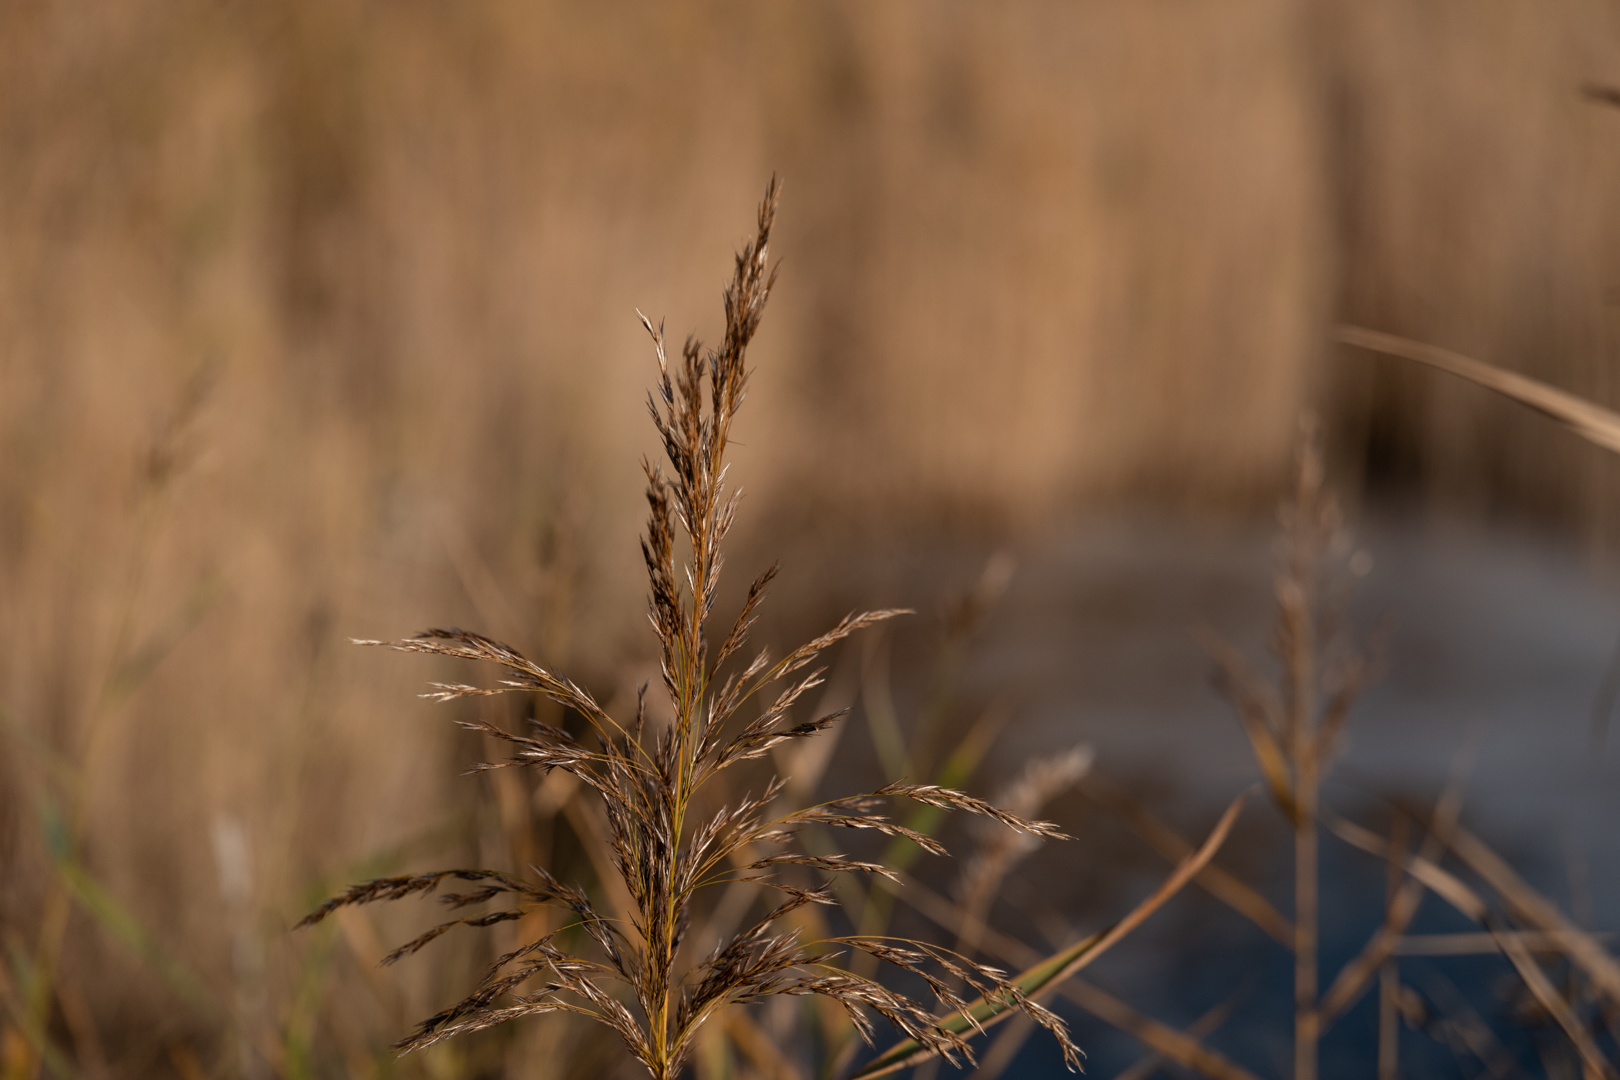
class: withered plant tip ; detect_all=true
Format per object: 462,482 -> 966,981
303,179 -> 1080,1078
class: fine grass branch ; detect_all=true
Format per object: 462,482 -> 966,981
1335,324 -> 1620,456
847,792 -> 1245,1080
301,180 -> 1084,1079
1329,815 -> 1619,1079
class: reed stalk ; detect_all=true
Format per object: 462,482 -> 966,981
298,180 -> 1082,1079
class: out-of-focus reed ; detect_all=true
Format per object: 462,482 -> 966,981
7,3 -> 1620,1076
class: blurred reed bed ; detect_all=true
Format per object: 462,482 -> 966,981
5,1 -> 1620,1077
0,158 -> 1227,1077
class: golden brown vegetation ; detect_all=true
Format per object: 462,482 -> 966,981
295,183 -> 1091,1079
6,3 -> 1620,1078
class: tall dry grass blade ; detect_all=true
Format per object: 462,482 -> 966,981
1415,972 -> 1531,1080
1445,826 -> 1620,1013
1282,421 -> 1325,1080
1377,961 -> 1399,1080
1365,799 -> 1620,1020
847,793 -> 1244,1080
1327,816 -> 1490,923
866,865 -> 1252,1080
1319,778 -> 1465,1023
1198,630 -> 1295,821
1078,770 -> 1292,947
1492,926 -> 1615,1080
1111,990 -> 1246,1080
1378,813 -> 1409,1080
1335,325 -> 1620,456
1059,980 -> 1265,1080
1329,816 -> 1617,1078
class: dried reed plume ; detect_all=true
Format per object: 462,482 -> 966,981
299,180 -> 1082,1078
1204,419 -> 1378,1080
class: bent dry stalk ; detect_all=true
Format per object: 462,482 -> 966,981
298,180 -> 1083,1079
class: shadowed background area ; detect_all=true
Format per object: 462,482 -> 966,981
4,2 -> 1620,1078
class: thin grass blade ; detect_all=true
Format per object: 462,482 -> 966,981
847,793 -> 1244,1079
1199,632 -> 1295,820
1336,325 -> 1620,456
1329,816 -> 1617,1078
1059,979 -> 1264,1080
1078,772 -> 1292,947
1447,825 -> 1620,1012
1109,988 -> 1246,1080
51,857 -> 216,1016
1319,775 -> 1465,1023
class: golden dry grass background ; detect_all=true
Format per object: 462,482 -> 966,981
5,2 -> 1620,1076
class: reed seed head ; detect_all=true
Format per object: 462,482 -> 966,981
302,179 -> 1080,1078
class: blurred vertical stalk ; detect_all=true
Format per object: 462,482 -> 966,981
1378,814 -> 1409,1080
1281,427 -> 1325,1080
1209,416 -> 1370,1080
12,373 -> 211,1080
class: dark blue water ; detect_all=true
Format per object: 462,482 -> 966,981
843,513 -> 1620,1079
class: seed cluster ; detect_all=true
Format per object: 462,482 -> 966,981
301,181 -> 1080,1078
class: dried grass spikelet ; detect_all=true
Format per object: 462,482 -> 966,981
955,745 -> 1094,951
300,180 -> 1082,1079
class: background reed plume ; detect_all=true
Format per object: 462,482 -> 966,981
296,181 -> 1082,1079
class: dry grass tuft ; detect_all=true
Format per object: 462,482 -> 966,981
298,181 -> 1081,1079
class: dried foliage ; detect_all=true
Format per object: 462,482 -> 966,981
300,182 -> 1080,1079
1066,416 -> 1620,1080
